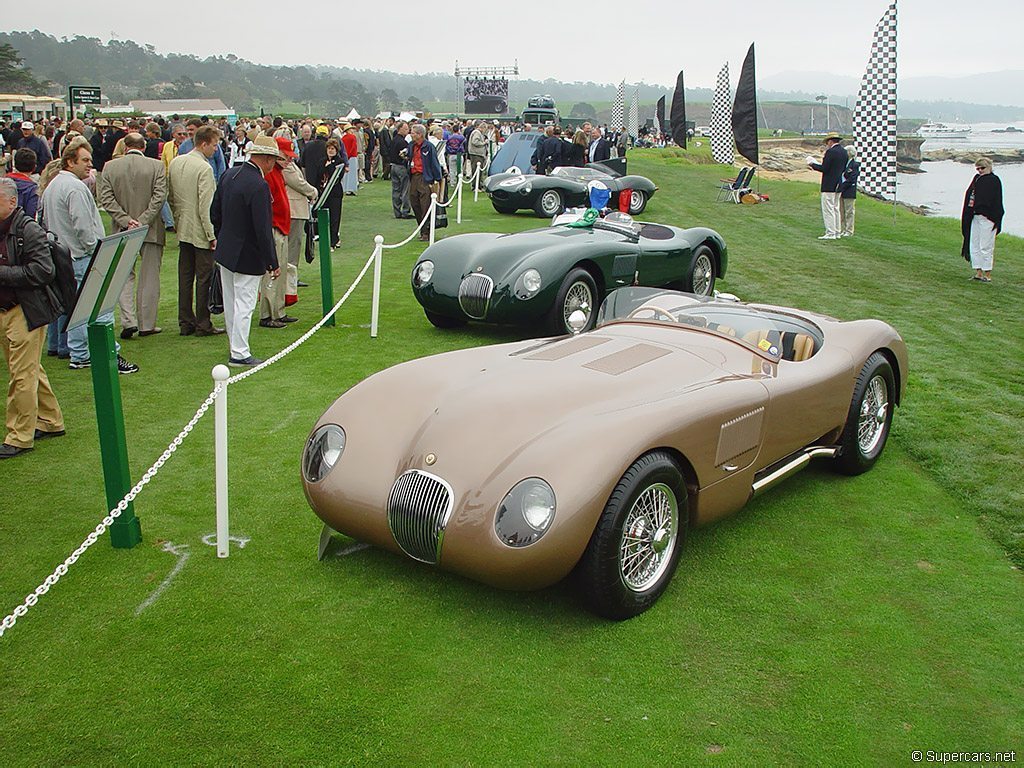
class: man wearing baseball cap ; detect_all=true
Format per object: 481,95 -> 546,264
16,122 -> 51,174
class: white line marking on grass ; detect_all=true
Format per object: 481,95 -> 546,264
201,534 -> 250,550
135,541 -> 190,615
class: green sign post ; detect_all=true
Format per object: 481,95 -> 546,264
66,227 -> 149,548
312,163 -> 345,326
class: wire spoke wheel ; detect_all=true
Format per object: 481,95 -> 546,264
563,281 -> 593,328
692,252 -> 714,296
857,374 -> 889,456
618,483 -> 678,592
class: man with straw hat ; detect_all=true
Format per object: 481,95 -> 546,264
808,132 -> 848,240
211,135 -> 281,367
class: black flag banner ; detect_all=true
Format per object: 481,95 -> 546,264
731,43 -> 759,165
670,71 -> 687,149
656,96 -> 666,139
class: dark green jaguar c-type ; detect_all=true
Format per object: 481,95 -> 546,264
410,214 -> 728,336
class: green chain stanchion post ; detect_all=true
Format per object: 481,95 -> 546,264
87,322 -> 140,548
317,207 -> 335,327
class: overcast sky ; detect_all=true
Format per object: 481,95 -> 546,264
8,0 -> 1024,88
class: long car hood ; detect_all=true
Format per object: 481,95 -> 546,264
319,325 -> 744,471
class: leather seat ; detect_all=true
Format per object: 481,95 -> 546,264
790,333 -> 816,362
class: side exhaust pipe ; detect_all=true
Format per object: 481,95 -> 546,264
751,447 -> 838,497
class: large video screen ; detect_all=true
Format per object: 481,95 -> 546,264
464,78 -> 508,115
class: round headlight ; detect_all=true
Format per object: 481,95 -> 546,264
303,424 -> 346,483
514,269 -> 543,299
495,478 -> 556,547
414,260 -> 434,287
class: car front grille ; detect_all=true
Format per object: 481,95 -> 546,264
387,470 -> 454,564
458,274 -> 494,319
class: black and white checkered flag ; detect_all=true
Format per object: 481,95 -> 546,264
627,88 -> 640,139
853,1 -> 898,199
612,81 -> 625,130
710,63 -> 734,164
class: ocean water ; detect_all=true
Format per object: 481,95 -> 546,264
896,122 -> 1024,237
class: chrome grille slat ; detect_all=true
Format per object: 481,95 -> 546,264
387,470 -> 454,565
458,274 -> 494,319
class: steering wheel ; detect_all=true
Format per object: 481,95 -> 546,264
627,305 -> 676,322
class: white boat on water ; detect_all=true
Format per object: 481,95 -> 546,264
916,122 -> 972,139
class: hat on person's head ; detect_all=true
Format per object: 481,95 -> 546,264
315,124 -> 329,137
111,120 -> 125,129
342,123 -> 356,132
824,132 -> 842,143
21,121 -> 34,131
274,136 -> 296,158
248,135 -> 283,158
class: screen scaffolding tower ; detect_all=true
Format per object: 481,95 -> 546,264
454,61 -> 519,115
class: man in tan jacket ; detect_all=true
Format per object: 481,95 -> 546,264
276,137 -> 318,306
168,125 -> 222,336
98,133 -> 167,338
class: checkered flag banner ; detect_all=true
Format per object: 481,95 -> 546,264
627,88 -> 640,139
710,63 -> 734,164
612,81 -> 625,130
853,1 -> 898,199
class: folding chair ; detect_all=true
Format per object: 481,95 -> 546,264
716,167 -> 753,203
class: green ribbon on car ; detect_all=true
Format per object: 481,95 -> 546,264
565,208 -> 600,228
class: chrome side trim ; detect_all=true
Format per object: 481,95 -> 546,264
751,447 -> 838,497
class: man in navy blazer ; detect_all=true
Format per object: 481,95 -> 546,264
808,133 -> 849,240
212,136 -> 282,367
588,127 -> 611,163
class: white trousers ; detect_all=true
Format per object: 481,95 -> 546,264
820,192 -> 841,236
970,216 -> 996,271
221,268 -> 261,361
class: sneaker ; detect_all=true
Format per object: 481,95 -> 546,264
117,355 -> 139,375
818,234 -> 839,240
0,443 -> 31,459
69,359 -> 91,370
228,355 -> 264,367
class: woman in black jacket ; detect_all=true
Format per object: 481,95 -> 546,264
321,139 -> 346,249
961,157 -> 1004,282
565,130 -> 588,168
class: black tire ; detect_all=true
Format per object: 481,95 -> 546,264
424,310 -> 467,329
833,352 -> 895,475
627,189 -> 648,215
534,189 -> 564,217
546,268 -> 597,336
682,245 -> 716,297
577,451 -> 687,620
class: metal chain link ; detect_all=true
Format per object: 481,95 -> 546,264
0,385 -> 223,639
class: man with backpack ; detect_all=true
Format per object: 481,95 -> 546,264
0,177 -> 65,459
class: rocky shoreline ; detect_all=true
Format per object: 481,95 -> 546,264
922,148 -> 1024,164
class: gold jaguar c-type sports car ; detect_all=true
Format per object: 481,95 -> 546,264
302,288 -> 908,619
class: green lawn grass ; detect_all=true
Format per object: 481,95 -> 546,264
1,154 -> 1022,765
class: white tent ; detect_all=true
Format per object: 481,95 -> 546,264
345,108 -> 361,121
397,111 -> 416,122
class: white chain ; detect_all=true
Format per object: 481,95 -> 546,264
0,384 -> 222,639
0,248 -> 383,639
380,202 -> 435,250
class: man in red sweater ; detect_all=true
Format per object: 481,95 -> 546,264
256,136 -> 296,329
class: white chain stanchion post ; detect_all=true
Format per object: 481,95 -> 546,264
429,193 -> 437,245
456,173 -> 464,224
474,165 -> 480,203
212,364 -> 230,558
371,235 -> 384,338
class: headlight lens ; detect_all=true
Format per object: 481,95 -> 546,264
414,260 -> 434,287
495,478 -> 556,547
514,269 -> 542,299
302,424 -> 346,483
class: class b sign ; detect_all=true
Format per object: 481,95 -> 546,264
70,86 -> 102,105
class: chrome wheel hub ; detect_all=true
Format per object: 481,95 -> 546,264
630,190 -> 643,211
857,375 -> 889,455
619,483 -> 679,592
